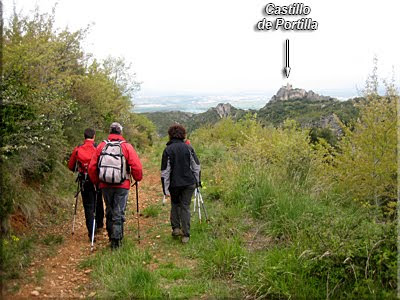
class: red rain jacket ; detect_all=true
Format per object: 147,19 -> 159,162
88,134 -> 143,189
68,139 -> 97,174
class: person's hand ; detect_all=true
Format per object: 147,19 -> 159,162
162,194 -> 170,205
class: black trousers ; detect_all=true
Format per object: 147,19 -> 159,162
169,184 -> 195,237
81,180 -> 104,237
102,188 -> 129,241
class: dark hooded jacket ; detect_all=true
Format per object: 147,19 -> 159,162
161,139 -> 200,195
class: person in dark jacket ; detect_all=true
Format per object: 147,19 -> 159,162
88,122 -> 143,249
68,128 -> 104,241
161,124 -> 201,243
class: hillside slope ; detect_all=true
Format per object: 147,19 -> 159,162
143,104 -> 249,136
143,111 -> 194,136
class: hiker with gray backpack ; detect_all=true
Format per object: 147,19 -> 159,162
88,122 -> 143,249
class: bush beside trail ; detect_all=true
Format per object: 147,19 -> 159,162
189,78 -> 397,298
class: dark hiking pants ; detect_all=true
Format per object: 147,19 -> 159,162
81,180 -> 104,238
169,184 -> 195,237
102,188 -> 129,241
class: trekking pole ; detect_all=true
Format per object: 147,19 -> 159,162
197,189 -> 202,221
135,181 -> 141,244
193,189 -> 197,213
90,186 -> 98,252
193,189 -> 199,219
193,188 -> 202,221
194,188 -> 210,223
71,179 -> 80,235
198,188 -> 210,223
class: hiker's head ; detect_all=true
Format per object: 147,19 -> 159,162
168,124 -> 186,140
110,122 -> 123,134
84,128 -> 95,139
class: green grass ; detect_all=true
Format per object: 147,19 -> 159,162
199,237 -> 247,279
157,262 -> 190,280
81,239 -> 162,299
208,162 -> 398,298
142,204 -> 162,218
155,259 -> 243,298
80,197 -> 247,299
240,244 -> 350,299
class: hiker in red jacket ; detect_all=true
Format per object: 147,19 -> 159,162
68,128 -> 104,241
88,122 -> 143,249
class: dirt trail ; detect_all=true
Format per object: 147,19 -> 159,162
6,158 -> 166,299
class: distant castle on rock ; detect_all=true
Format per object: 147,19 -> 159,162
270,83 -> 331,103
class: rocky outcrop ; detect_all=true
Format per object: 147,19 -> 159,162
270,83 -> 331,103
214,103 -> 233,118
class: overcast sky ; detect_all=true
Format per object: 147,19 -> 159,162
4,0 -> 400,97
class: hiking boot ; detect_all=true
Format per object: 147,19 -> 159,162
172,228 -> 183,237
111,239 -> 120,250
181,236 -> 190,244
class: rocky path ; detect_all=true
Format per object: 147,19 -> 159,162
6,158 -> 166,299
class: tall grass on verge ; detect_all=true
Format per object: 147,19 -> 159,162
198,160 -> 397,298
232,166 -> 396,298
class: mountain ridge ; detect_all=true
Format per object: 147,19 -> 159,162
141,85 -> 359,140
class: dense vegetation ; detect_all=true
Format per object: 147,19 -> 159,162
258,97 -> 359,127
0,10 -> 155,235
185,80 -> 397,297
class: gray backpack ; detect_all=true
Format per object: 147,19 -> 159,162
98,140 -> 127,184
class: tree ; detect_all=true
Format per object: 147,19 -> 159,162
334,65 -> 397,219
0,6 -> 155,233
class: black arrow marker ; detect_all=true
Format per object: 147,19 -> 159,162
284,39 -> 291,78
